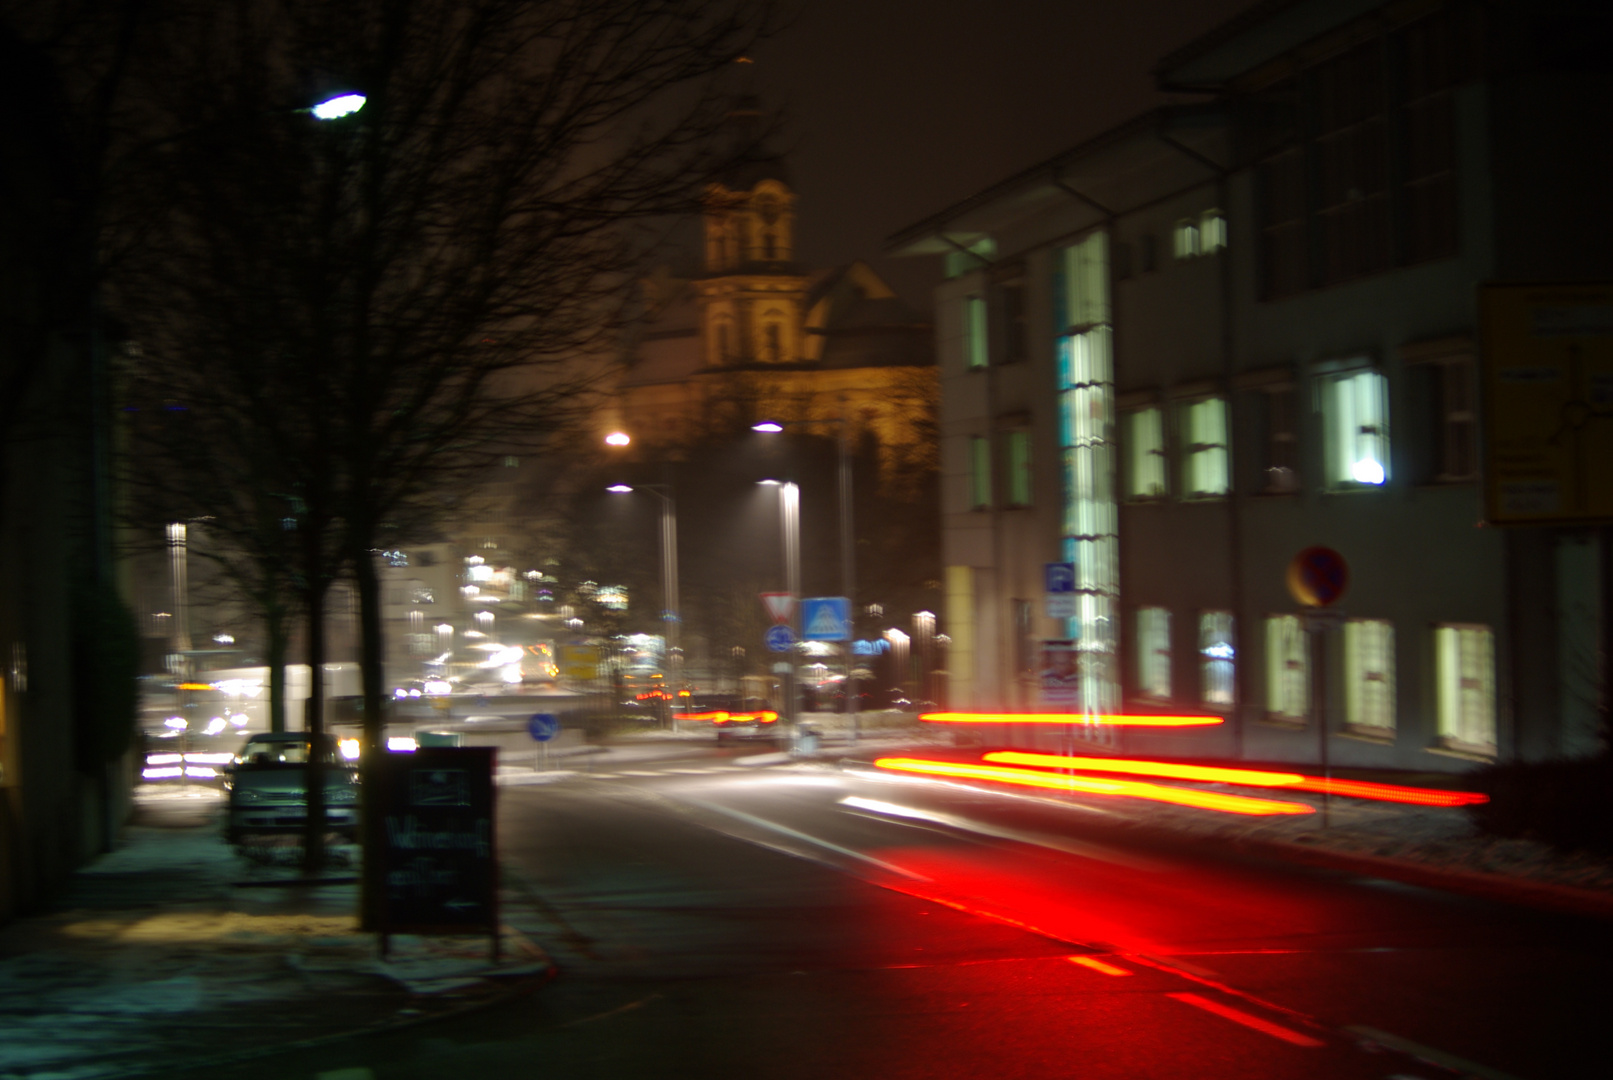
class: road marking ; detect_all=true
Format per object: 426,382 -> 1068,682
559,992 -> 664,1029
1069,955 -> 1132,976
838,796 -> 1165,871
680,798 -> 929,881
1168,993 -> 1326,1048
1345,1027 -> 1523,1080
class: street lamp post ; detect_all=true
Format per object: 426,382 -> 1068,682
754,415 -> 858,740
606,484 -> 679,724
759,479 -> 802,728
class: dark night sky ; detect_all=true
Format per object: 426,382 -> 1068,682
747,0 -> 1254,302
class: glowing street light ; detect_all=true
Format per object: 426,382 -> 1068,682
310,93 -> 366,120
604,431 -> 631,447
608,483 -> 681,713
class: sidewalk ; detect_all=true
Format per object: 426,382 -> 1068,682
0,787 -> 551,1080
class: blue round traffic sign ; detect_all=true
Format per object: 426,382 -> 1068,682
527,713 -> 560,742
764,625 -> 795,653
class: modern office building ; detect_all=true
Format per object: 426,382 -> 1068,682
889,0 -> 1612,770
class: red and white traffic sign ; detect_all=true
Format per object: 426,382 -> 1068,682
760,592 -> 795,624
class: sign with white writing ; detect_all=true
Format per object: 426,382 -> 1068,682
369,747 -> 498,952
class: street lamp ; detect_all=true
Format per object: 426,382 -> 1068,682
606,483 -> 680,716
754,412 -> 859,740
758,478 -> 802,727
309,93 -> 366,120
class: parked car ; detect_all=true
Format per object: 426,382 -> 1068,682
223,732 -> 359,846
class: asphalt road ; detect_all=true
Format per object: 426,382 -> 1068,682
198,739 -> 1610,1080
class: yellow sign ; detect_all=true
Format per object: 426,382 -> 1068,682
561,645 -> 599,682
1481,283 -> 1613,525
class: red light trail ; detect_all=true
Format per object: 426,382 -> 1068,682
919,712 -> 1224,727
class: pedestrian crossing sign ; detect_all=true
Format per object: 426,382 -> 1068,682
801,596 -> 850,641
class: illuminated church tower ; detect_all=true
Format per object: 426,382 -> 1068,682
695,95 -> 811,368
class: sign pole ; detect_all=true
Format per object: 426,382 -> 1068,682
1288,546 -> 1349,829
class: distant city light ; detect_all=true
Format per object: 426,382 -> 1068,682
607,484 -> 633,493
311,93 -> 366,120
387,737 -> 418,752
758,478 -> 781,486
605,432 -> 631,446
338,739 -> 361,761
163,716 -> 187,730
752,421 -> 784,433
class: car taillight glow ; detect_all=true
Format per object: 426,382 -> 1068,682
873,757 -> 1312,815
919,712 -> 1223,727
981,751 -> 1488,807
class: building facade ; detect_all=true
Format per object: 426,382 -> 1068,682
890,0 -> 1613,770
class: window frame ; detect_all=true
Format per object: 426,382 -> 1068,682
1199,611 -> 1236,708
1004,429 -> 1033,508
1179,396 -> 1231,499
968,434 -> 992,510
1434,622 -> 1496,755
1264,614 -> 1309,722
1136,606 -> 1172,701
1122,405 -> 1168,501
1320,366 -> 1391,490
1343,617 -> 1396,737
962,294 -> 989,370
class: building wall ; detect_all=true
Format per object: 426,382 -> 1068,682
910,0 -> 1613,771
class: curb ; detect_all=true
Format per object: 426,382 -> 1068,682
1222,834 -> 1613,921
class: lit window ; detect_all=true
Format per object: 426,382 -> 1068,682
1200,209 -> 1227,252
1436,624 -> 1495,753
1323,368 -> 1389,487
1173,219 -> 1200,260
969,435 -> 991,509
1181,397 -> 1230,498
1123,407 -> 1167,499
1006,430 -> 1032,507
1137,607 -> 1171,700
1344,619 -> 1395,734
1265,614 -> 1308,721
963,295 -> 988,369
1199,612 -> 1235,706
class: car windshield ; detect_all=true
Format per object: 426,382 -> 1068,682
235,739 -> 341,766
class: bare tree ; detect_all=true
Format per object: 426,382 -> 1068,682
103,0 -> 781,888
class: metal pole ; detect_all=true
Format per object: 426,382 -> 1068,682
782,481 -> 801,729
660,489 -> 680,710
839,407 -> 858,743
1310,617 -> 1330,828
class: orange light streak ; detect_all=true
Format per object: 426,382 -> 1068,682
982,751 -> 1488,807
873,757 -> 1312,816
920,712 -> 1223,727
712,711 -> 778,725
1070,955 -> 1132,977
